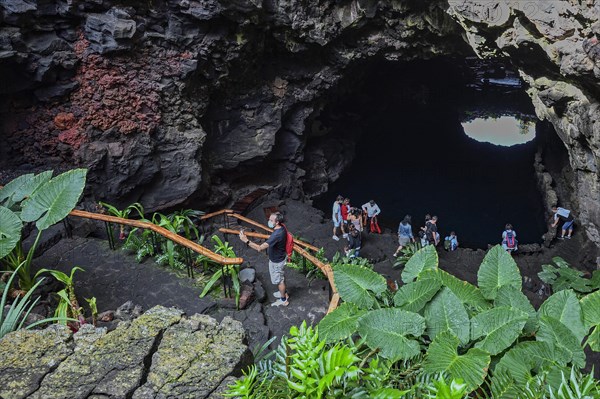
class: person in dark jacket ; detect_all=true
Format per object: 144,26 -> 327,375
345,224 -> 362,258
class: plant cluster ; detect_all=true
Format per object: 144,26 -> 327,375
287,248 -> 328,281
198,235 -> 242,307
538,257 -> 600,295
0,169 -> 89,336
230,245 -> 600,398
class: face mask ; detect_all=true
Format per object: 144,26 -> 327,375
268,220 -> 275,228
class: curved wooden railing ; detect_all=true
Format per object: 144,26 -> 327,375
66,207 -> 339,313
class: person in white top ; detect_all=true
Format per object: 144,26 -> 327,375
361,200 -> 381,234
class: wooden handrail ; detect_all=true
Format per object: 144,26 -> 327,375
200,209 -> 234,220
225,214 -> 320,252
219,227 -> 339,314
69,210 -> 243,265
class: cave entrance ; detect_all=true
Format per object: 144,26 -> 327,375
309,57 -> 548,248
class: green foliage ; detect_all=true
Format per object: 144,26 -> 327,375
538,257 -> 599,294
401,245 -> 438,283
331,251 -> 373,268
36,266 -> 85,326
425,376 -> 468,399
424,287 -> 470,345
1,263 -> 74,339
85,297 -> 97,326
423,331 -> 490,393
317,244 -> 600,396
226,321 -> 410,398
333,263 -> 387,309
0,169 -> 87,291
198,235 -> 241,307
393,242 -> 422,269
477,246 -> 522,300
549,366 -> 600,399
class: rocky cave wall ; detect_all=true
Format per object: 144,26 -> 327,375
0,0 -> 599,247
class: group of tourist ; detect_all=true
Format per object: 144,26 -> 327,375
331,196 -> 578,258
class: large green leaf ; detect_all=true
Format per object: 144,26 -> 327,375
357,308 -> 425,361
424,331 -> 490,393
318,303 -> 367,343
495,285 -> 537,335
477,245 -> 521,300
0,206 -> 22,259
433,269 -> 491,310
424,287 -> 470,345
11,171 -> 53,203
495,341 -> 562,386
21,169 -> 87,231
393,278 -> 441,313
401,245 -> 438,283
580,290 -> 600,351
536,316 -> 585,367
333,264 -> 387,309
0,173 -> 34,206
470,306 -> 528,355
538,289 -> 586,343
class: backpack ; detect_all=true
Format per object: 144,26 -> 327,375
281,224 -> 294,261
505,230 -> 516,249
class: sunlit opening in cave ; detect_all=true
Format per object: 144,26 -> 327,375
462,116 -> 536,146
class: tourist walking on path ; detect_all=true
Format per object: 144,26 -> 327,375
393,215 -> 414,257
239,212 -> 289,307
444,231 -> 459,251
362,199 -> 381,234
341,198 -> 351,238
502,223 -> 518,253
426,216 -> 440,246
551,206 -> 575,239
332,195 -> 344,241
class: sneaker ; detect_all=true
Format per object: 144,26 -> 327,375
342,233 -> 348,239
392,253 -> 398,257
271,297 -> 289,307
558,236 -> 565,240
566,236 -> 572,239
332,235 -> 340,241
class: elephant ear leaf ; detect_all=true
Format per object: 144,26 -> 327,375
0,206 -> 22,259
401,245 -> 438,283
539,289 -> 586,343
11,171 -> 53,203
477,245 -> 521,300
21,169 -> 87,231
581,290 -> 600,351
0,173 -> 34,207
333,263 -> 387,309
319,303 -> 366,343
470,306 -> 528,355
424,331 -> 490,393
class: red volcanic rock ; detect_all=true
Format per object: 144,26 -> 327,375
58,127 -> 84,149
54,112 -> 76,130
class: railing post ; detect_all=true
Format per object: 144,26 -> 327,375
63,218 -> 72,239
105,222 -> 115,250
221,265 -> 227,298
185,248 -> 194,279
151,232 -> 159,255
302,257 -> 307,274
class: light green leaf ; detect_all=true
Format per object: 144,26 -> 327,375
495,285 -> 537,335
21,169 -> 87,231
537,316 -> 585,368
495,341 -> 562,386
319,303 -> 367,343
0,206 -> 22,259
357,308 -> 425,361
424,287 -> 470,345
11,171 -> 53,202
0,173 -> 34,205
393,278 -> 441,313
424,331 -> 490,393
401,245 -> 438,283
477,245 -> 521,300
470,306 -> 528,355
334,264 -> 387,309
539,289 -> 586,343
434,269 -> 492,310
580,290 -> 600,351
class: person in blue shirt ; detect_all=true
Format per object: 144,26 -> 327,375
393,215 -> 414,257
444,231 -> 459,251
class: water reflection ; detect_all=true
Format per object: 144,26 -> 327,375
462,116 -> 536,146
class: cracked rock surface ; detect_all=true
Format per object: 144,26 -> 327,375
0,306 -> 250,399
